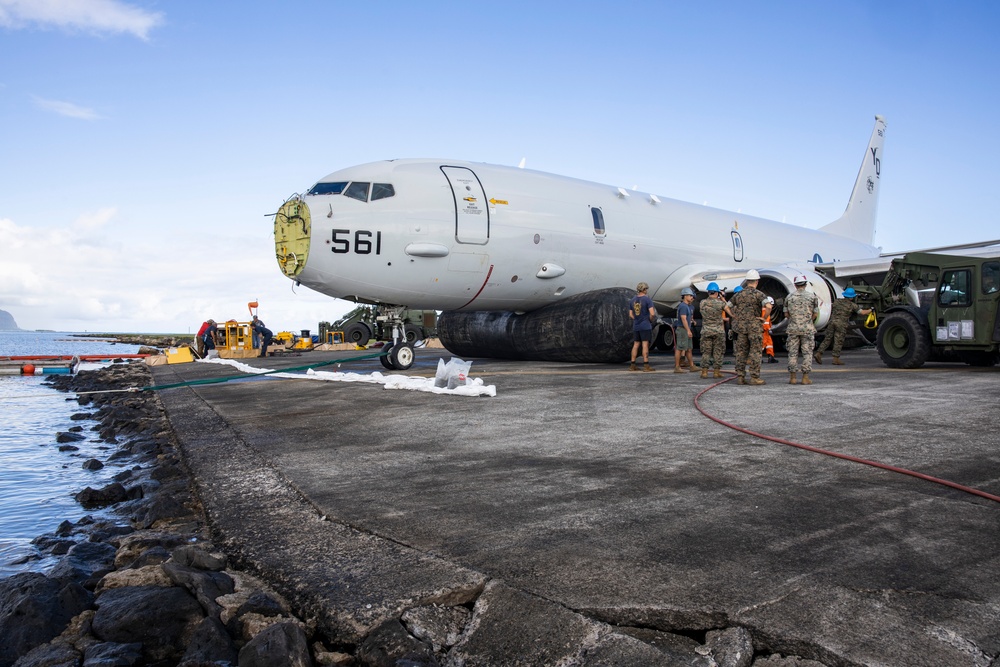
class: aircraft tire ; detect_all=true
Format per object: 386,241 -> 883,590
346,323 -> 372,346
389,343 -> 415,370
876,311 -> 931,369
655,324 -> 674,351
380,345 -> 396,370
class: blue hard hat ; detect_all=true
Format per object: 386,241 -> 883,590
707,282 -> 720,293
843,287 -> 857,298
733,286 -> 744,293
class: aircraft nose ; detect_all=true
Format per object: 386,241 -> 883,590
274,198 -> 312,278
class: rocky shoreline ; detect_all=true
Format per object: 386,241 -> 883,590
1,361 -> 841,667
0,363 -> 354,667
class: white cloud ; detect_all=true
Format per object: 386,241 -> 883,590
73,207 -> 117,230
0,213 -> 353,333
31,95 -> 103,120
0,0 -> 163,40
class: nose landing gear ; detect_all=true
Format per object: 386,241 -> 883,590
377,306 -> 416,371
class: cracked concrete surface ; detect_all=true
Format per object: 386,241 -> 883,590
152,347 -> 1000,665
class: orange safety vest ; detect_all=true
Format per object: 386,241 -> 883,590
761,308 -> 774,356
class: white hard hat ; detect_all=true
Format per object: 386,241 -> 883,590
746,269 -> 761,281
764,296 -> 775,304
793,275 -> 808,285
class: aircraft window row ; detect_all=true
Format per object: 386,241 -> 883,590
307,181 -> 396,202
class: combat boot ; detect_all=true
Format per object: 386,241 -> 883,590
643,363 -> 656,372
814,351 -> 822,365
832,357 -> 845,365
737,375 -> 746,385
713,370 -> 723,379
789,371 -> 798,384
629,362 -> 638,372
802,373 -> 813,385
700,368 -> 708,379
748,377 -> 766,386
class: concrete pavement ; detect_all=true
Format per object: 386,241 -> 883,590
151,347 -> 1000,666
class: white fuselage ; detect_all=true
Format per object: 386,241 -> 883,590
289,159 -> 880,312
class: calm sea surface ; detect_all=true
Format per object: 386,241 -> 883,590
0,331 -> 144,578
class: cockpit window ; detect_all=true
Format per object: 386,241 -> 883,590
307,181 -> 348,196
371,183 -> 395,201
343,181 -> 370,202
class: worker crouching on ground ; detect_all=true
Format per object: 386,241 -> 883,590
202,319 -> 219,359
698,283 -> 726,379
814,287 -> 873,365
784,275 -> 820,385
252,316 -> 274,358
629,282 -> 657,372
725,270 -> 768,385
675,287 -> 696,373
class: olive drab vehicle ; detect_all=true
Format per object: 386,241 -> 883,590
851,252 -> 1000,368
321,304 -> 437,347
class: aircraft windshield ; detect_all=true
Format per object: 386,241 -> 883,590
307,181 -> 395,201
308,181 -> 348,195
372,183 -> 395,201
344,182 -> 370,201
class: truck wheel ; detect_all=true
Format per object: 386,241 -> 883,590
345,323 -> 371,346
876,312 -> 931,368
403,324 -> 423,344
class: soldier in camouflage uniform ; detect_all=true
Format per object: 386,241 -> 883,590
814,287 -> 872,365
783,275 -> 820,385
724,270 -> 768,385
698,282 -> 727,379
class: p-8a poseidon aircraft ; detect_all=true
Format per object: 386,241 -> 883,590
274,116 -> 886,369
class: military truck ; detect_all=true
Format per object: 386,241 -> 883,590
320,305 -> 437,347
851,252 -> 1000,368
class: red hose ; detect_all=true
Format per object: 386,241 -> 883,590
694,375 -> 1000,504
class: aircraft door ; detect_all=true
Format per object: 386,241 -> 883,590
441,166 -> 489,244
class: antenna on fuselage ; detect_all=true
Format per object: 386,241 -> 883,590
518,157 -> 526,169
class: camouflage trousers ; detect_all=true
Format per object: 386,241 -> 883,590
699,331 -> 726,370
734,330 -> 763,379
786,333 -> 815,373
816,324 -> 847,357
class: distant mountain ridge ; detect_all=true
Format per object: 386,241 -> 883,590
0,309 -> 21,331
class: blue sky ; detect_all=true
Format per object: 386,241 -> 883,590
1,1 -> 998,333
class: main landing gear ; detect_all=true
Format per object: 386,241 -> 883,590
377,306 -> 416,371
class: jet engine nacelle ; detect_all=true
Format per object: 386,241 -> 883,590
756,268 -> 835,331
438,287 -> 635,363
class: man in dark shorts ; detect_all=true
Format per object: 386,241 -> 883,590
629,282 -> 657,372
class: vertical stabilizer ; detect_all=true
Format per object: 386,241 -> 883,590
819,115 -> 886,245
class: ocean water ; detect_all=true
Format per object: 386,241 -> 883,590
0,331 -> 144,578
